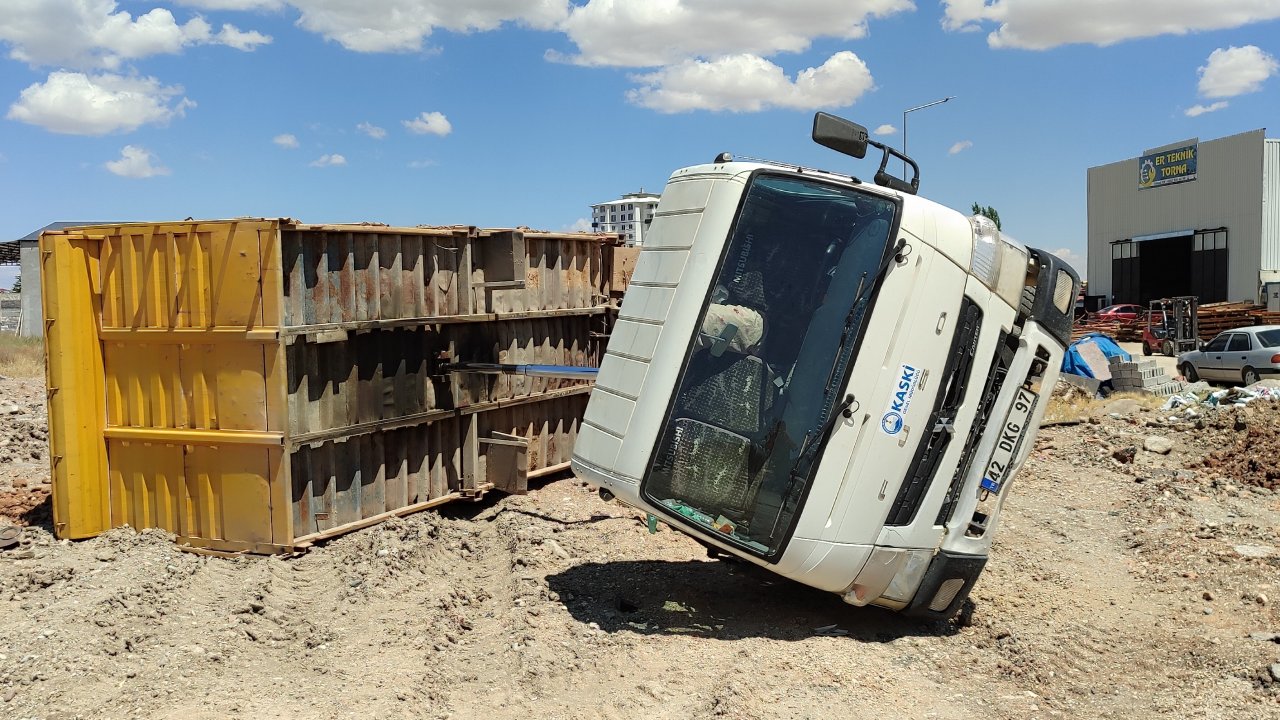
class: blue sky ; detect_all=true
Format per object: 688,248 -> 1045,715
2,1 -> 1279,290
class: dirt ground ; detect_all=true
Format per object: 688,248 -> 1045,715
2,374 -> 1280,720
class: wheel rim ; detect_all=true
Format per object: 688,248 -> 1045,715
1244,369 -> 1259,384
1183,364 -> 1197,381
1162,341 -> 1174,356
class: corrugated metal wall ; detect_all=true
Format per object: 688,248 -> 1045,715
42,219 -> 621,553
1263,139 -> 1280,275
1087,129 -> 1266,303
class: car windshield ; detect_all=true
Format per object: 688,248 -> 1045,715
641,173 -> 897,557
1257,329 -> 1280,348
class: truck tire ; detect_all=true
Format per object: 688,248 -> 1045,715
1161,340 -> 1174,356
1019,285 -> 1035,320
1142,342 -> 1152,356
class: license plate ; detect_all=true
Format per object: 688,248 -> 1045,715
981,387 -> 1038,495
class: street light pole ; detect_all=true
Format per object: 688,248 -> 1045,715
902,96 -> 955,174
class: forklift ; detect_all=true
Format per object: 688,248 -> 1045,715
1142,296 -> 1199,356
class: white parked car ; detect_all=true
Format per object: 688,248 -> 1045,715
1177,325 -> 1280,385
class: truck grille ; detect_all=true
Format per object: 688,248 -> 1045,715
935,330 -> 1015,525
884,298 -> 983,526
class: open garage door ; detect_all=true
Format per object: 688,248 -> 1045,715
1109,228 -> 1227,304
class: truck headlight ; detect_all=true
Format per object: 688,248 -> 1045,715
969,215 -> 1030,308
1052,269 -> 1074,314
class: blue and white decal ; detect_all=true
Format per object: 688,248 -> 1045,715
879,364 -> 918,435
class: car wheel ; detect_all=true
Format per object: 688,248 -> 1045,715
1242,367 -> 1260,385
1142,342 -> 1152,356
1161,340 -> 1174,356
1181,363 -> 1199,382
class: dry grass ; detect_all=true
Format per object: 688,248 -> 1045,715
1042,387 -> 1165,425
0,334 -> 45,377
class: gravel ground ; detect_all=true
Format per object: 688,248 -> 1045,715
1,375 -> 1279,719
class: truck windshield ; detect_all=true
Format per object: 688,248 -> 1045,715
642,173 -> 897,557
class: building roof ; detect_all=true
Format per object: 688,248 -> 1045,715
0,221 -> 122,265
591,195 -> 660,208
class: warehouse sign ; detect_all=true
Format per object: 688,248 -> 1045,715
1138,143 -> 1197,189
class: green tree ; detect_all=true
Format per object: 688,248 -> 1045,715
970,202 -> 1001,231
11,274 -> 19,293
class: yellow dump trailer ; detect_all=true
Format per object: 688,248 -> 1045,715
41,220 -> 622,553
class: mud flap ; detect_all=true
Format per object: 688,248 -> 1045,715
903,550 -> 987,621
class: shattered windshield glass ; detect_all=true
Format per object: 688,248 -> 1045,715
642,173 -> 897,556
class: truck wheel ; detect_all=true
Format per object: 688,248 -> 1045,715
1142,343 -> 1152,356
1243,367 -> 1260,385
1161,340 -> 1174,356
1181,363 -> 1199,382
1018,286 -> 1035,319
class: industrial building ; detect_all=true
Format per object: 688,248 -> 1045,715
590,191 -> 659,246
1087,129 -> 1280,306
0,222 -> 115,338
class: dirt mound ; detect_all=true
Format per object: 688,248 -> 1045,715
1198,403 -> 1280,489
3,371 -> 1280,718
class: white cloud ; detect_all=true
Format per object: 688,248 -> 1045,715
1197,45 -> 1278,98
1184,101 -> 1228,117
173,0 -> 283,9
565,218 -> 593,233
273,132 -> 299,148
286,0 -> 568,53
557,0 -> 911,67
941,0 -> 1280,50
0,0 -> 272,70
948,140 -> 973,155
105,145 -> 169,177
309,153 -> 346,167
627,52 -> 874,113
874,123 -> 896,135
7,71 -> 193,135
212,23 -> 271,51
357,121 -> 387,139
407,159 -> 438,168
1051,247 -> 1085,274
403,111 -> 452,136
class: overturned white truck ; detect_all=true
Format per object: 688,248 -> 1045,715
571,113 -> 1079,619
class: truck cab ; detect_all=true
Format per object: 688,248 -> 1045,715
571,114 -> 1079,619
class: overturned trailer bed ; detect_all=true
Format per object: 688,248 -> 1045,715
41,219 -> 625,553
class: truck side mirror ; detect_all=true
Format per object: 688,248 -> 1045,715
812,113 -> 869,160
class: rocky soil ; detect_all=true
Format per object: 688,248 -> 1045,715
0,376 -> 48,525
1,376 -> 1279,719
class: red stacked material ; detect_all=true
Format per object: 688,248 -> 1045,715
1071,315 -> 1144,342
1071,318 -> 1121,341
1197,301 -> 1265,340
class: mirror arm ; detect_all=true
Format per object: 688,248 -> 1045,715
867,139 -> 920,195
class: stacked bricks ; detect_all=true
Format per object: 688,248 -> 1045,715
1108,356 -> 1186,397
